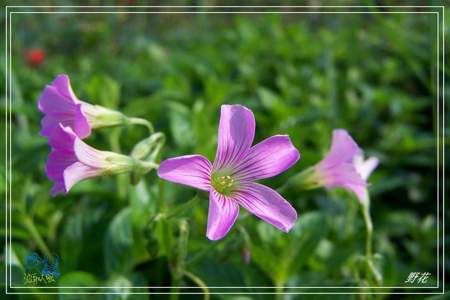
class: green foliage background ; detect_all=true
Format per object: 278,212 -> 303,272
1,2 -> 449,299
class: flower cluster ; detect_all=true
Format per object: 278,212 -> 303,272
39,74 -> 161,196
39,74 -> 378,241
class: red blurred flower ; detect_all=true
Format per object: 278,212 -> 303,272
24,48 -> 45,67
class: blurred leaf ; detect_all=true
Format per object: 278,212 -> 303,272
104,208 -> 134,274
58,271 -> 98,286
58,271 -> 98,300
168,101 -> 195,148
253,212 -> 328,285
84,75 -> 120,108
130,181 -> 153,229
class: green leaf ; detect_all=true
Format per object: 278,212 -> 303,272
130,181 -> 153,229
59,212 -> 84,273
167,102 -> 195,148
58,271 -> 98,286
4,244 -> 27,286
104,208 -> 134,274
84,75 -> 121,108
253,212 -> 328,285
58,271 -> 98,300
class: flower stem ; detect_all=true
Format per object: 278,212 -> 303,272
182,270 -> 210,300
128,117 -> 154,134
361,199 -> 374,286
23,216 -> 53,262
170,220 -> 189,300
109,127 -> 128,200
275,285 -> 284,300
137,160 -> 159,170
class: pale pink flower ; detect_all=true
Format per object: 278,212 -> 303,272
158,105 -> 300,240
315,129 -> 379,202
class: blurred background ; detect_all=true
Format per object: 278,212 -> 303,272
1,1 -> 449,299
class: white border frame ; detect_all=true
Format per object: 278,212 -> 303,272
4,4 -> 446,296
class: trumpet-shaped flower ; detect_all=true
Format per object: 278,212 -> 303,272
38,74 -> 127,139
158,105 -> 300,240
46,124 -> 136,196
314,129 -> 378,203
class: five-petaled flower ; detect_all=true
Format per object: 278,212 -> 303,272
314,129 -> 378,203
38,74 -> 128,139
158,105 -> 300,240
46,124 -> 137,196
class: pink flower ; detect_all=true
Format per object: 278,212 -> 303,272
315,129 -> 379,202
46,124 -> 135,196
158,105 -> 300,240
38,74 -> 126,139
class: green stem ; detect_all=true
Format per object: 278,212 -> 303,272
128,117 -> 154,134
183,270 -> 210,300
23,216 -> 53,262
136,160 -> 159,170
275,285 -> 284,300
170,220 -> 189,300
109,127 -> 128,200
361,200 -> 374,286
362,203 -> 373,260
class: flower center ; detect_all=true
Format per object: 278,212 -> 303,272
211,173 -> 237,196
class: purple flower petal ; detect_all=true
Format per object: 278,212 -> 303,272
38,75 -> 91,139
232,135 -> 300,181
72,104 -> 92,138
214,105 -> 255,170
321,129 -> 362,167
346,183 -> 368,203
46,125 -> 77,195
48,124 -> 77,151
50,181 -> 66,196
158,155 -> 212,191
319,162 -> 366,189
354,155 -> 379,181
73,138 -> 108,168
63,162 -> 102,192
38,85 -> 77,115
45,150 -> 77,181
45,124 -> 103,196
234,182 -> 297,232
206,190 -> 239,240
317,161 -> 367,202
38,74 -> 78,114
40,104 -> 91,139
52,74 -> 78,100
313,130 -> 377,203
40,113 -> 70,137
46,149 -> 77,196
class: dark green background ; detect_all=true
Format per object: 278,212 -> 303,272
1,1 -> 448,299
